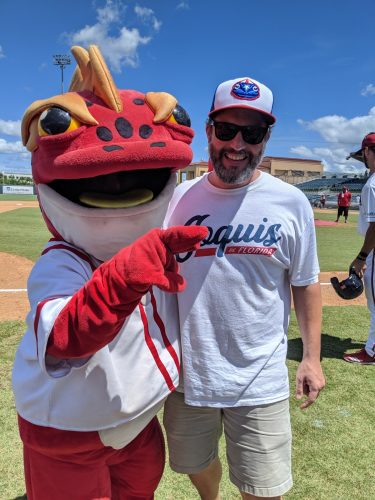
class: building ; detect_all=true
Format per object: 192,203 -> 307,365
258,157 -> 323,184
177,157 -> 323,184
177,161 -> 209,183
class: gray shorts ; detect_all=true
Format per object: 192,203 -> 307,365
163,391 -> 292,497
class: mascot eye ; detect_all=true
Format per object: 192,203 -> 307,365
168,104 -> 191,127
38,107 -> 81,136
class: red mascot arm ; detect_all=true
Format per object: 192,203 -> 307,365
47,226 -> 207,358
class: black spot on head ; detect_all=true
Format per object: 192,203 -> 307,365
103,145 -> 124,152
116,118 -> 133,138
133,98 -> 145,105
85,101 -> 93,107
139,125 -> 153,139
97,127 -> 113,142
150,142 -> 166,147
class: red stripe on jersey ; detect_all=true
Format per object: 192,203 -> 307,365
139,303 -> 176,391
42,244 -> 97,272
149,289 -> 180,372
195,248 -> 216,257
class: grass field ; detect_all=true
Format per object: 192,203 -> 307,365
0,194 -> 37,201
0,208 -> 49,261
1,203 -> 374,499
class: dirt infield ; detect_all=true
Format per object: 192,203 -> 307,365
0,253 -> 33,321
0,199 -> 39,214
0,252 -> 367,321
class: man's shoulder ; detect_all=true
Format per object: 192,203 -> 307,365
173,175 -> 205,196
366,174 -> 375,188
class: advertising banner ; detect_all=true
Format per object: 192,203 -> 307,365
3,185 -> 34,195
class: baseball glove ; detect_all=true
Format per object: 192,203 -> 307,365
330,268 -> 364,300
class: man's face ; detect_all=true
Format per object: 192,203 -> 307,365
364,147 -> 375,172
206,108 -> 270,187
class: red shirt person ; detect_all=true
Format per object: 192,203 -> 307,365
335,186 -> 352,223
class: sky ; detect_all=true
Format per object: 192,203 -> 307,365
1,0 -> 375,175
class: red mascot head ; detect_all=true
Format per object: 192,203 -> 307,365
21,45 -> 194,261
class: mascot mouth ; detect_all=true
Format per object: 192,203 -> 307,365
49,168 -> 171,208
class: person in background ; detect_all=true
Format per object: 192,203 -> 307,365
344,132 -> 375,364
335,186 -> 352,223
163,76 -> 325,500
320,193 -> 326,208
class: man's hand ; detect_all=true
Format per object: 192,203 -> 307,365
350,257 -> 366,278
295,358 -> 325,409
292,282 -> 325,409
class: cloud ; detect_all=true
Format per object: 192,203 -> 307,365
0,138 -> 26,154
0,136 -> 30,173
0,45 -> 4,59
289,146 -> 312,157
291,143 -> 363,173
0,120 -> 21,137
291,108 -> 375,172
176,1 -> 190,9
64,0 -> 160,72
0,120 -> 28,169
297,107 -> 375,145
361,84 -> 375,97
134,5 -> 162,31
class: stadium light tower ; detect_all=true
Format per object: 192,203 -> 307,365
53,54 -> 71,94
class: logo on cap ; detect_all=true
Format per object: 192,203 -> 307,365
231,79 -> 260,101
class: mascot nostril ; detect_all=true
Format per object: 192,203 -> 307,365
12,44 -> 208,499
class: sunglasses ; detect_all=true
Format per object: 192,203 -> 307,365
210,120 -> 269,145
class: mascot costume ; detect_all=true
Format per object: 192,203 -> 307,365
12,45 -> 207,500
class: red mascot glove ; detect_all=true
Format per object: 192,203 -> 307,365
47,226 -> 208,358
119,226 -> 207,293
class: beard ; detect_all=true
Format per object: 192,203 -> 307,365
209,143 -> 264,185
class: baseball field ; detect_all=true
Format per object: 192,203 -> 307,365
0,198 -> 373,499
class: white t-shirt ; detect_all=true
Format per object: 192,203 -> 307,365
358,173 -> 375,236
165,171 -> 319,407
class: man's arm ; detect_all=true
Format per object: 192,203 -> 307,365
350,222 -> 375,277
291,282 -> 325,409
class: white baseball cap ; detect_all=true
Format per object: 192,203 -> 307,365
209,77 -> 276,124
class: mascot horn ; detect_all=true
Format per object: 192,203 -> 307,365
12,45 -> 207,500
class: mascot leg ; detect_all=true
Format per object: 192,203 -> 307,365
19,416 -> 164,500
109,417 -> 165,499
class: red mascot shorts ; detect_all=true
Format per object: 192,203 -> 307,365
18,415 -> 165,500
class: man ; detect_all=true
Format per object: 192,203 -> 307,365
163,77 -> 325,500
335,186 -> 352,223
320,193 -> 326,208
343,132 -> 375,364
